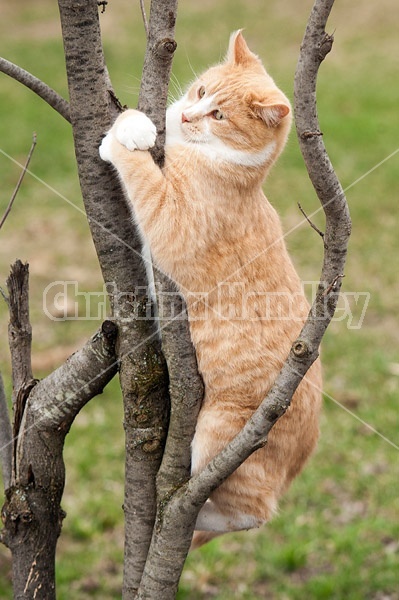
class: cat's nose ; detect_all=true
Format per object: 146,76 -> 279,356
181,112 -> 191,123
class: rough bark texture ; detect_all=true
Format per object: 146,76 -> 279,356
56,1 -> 173,595
135,0 -> 351,597
0,262 -> 118,599
136,0 -> 204,544
1,1 -> 200,596
155,286 -> 203,495
138,0 -> 178,166
0,0 -> 351,598
130,2 -> 204,595
7,262 -> 33,396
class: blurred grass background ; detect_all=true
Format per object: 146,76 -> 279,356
0,0 -> 398,598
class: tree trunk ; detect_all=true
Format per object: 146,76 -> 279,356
0,1 -> 351,598
2,425 -> 65,600
1,262 -> 118,599
135,0 -> 351,596
56,0 -> 175,593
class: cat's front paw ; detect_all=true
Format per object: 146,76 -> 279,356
99,110 -> 157,163
99,132 -> 115,163
115,109 -> 157,151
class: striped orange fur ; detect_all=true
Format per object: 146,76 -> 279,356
100,31 -> 322,550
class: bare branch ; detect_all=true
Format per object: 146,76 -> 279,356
134,1 -> 205,595
136,0 -> 352,596
298,202 -> 325,240
0,133 -> 37,232
0,57 -> 70,123
116,2 -> 191,592
0,372 -> 12,491
294,0 -> 351,284
2,319 -> 118,598
155,284 -> 204,492
188,0 -> 352,521
57,1 -> 171,595
139,0 -> 149,38
27,320 -> 118,430
186,0 -> 352,517
138,0 -> 178,166
138,0 -> 203,494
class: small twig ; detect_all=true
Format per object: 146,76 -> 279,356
298,202 -> 325,239
97,0 -> 108,13
0,286 -> 9,306
139,0 -> 149,38
0,133 -> 37,232
0,57 -> 70,122
322,273 -> 345,297
0,372 -> 13,491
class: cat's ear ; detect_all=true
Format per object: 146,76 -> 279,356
227,30 -> 259,66
252,100 -> 291,128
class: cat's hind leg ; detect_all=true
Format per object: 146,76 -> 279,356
191,408 -> 278,542
191,499 -> 265,551
194,499 -> 263,533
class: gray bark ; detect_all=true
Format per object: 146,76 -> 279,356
128,1 -> 205,594
0,261 -> 118,599
136,0 -> 204,553
0,0 -> 351,598
135,0 -> 351,597
7,262 -> 33,395
55,0 -> 202,595
0,1 -> 200,596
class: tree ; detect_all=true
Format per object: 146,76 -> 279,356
0,0 -> 350,598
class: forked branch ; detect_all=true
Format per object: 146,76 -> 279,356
189,0 -> 351,523
137,0 -> 204,497
191,0 -> 351,529
135,0 -> 351,597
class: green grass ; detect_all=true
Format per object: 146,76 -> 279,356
1,0 -> 399,598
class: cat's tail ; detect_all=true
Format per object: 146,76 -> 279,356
190,530 -> 222,551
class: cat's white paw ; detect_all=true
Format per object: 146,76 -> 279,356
99,132 -> 114,162
115,111 -> 157,151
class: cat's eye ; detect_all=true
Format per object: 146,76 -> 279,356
212,110 -> 224,120
198,86 -> 206,99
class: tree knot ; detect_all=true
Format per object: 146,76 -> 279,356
301,130 -> 323,140
155,38 -> 177,59
292,340 -> 310,358
101,319 -> 118,341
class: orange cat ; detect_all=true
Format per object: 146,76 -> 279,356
100,31 -> 322,549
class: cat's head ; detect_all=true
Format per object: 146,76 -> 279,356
166,31 -> 292,170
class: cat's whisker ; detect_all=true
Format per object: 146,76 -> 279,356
167,93 -> 178,105
169,71 -> 184,98
184,49 -> 199,81
120,85 -> 141,96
